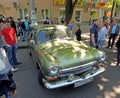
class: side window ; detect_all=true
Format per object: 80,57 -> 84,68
38,30 -> 50,43
38,30 -> 55,43
38,30 -> 45,43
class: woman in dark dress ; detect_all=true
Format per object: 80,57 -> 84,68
75,25 -> 81,41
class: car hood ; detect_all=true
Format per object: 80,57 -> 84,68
41,40 -> 101,68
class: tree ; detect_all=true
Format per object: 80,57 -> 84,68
65,0 -> 78,25
110,0 -> 120,20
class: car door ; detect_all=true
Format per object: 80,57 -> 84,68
28,28 -> 39,63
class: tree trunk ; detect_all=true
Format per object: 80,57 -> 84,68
65,0 -> 78,25
110,0 -> 116,20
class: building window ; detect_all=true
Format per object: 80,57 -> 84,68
35,8 -> 37,13
41,9 -> 49,20
59,8 -> 65,21
97,0 -> 103,2
75,10 -> 82,23
93,0 -> 97,2
19,9 -> 28,20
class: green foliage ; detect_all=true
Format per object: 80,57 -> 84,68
115,0 -> 120,3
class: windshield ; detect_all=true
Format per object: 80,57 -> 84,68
38,28 -> 73,43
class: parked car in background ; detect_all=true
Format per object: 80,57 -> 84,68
28,25 -> 106,89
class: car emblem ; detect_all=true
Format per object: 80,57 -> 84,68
68,73 -> 75,81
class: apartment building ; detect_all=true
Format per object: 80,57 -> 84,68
0,0 -> 115,23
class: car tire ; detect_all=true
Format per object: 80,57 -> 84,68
38,70 -> 44,87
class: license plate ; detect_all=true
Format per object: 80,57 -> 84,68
74,77 -> 93,88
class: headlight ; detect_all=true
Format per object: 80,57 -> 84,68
49,66 -> 59,76
99,54 -> 106,62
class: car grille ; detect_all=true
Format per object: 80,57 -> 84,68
58,61 -> 98,78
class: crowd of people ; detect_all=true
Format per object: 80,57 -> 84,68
89,17 -> 120,65
0,12 -> 36,97
61,16 -> 120,66
0,15 -> 23,98
44,16 -> 120,66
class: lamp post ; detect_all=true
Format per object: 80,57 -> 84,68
29,0 -> 37,27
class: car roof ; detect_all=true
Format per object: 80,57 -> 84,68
32,24 -> 68,30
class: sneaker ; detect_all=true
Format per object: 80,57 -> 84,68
11,68 -> 19,72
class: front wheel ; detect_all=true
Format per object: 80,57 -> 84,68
38,70 -> 44,87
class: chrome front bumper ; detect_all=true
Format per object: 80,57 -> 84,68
43,67 -> 105,89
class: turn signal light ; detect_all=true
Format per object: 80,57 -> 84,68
47,77 -> 58,81
98,63 -> 104,68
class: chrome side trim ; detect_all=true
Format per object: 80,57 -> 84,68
43,67 -> 105,89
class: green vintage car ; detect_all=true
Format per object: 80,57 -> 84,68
28,25 -> 106,89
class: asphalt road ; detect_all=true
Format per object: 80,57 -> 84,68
8,46 -> 120,98
1,39 -> 120,98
